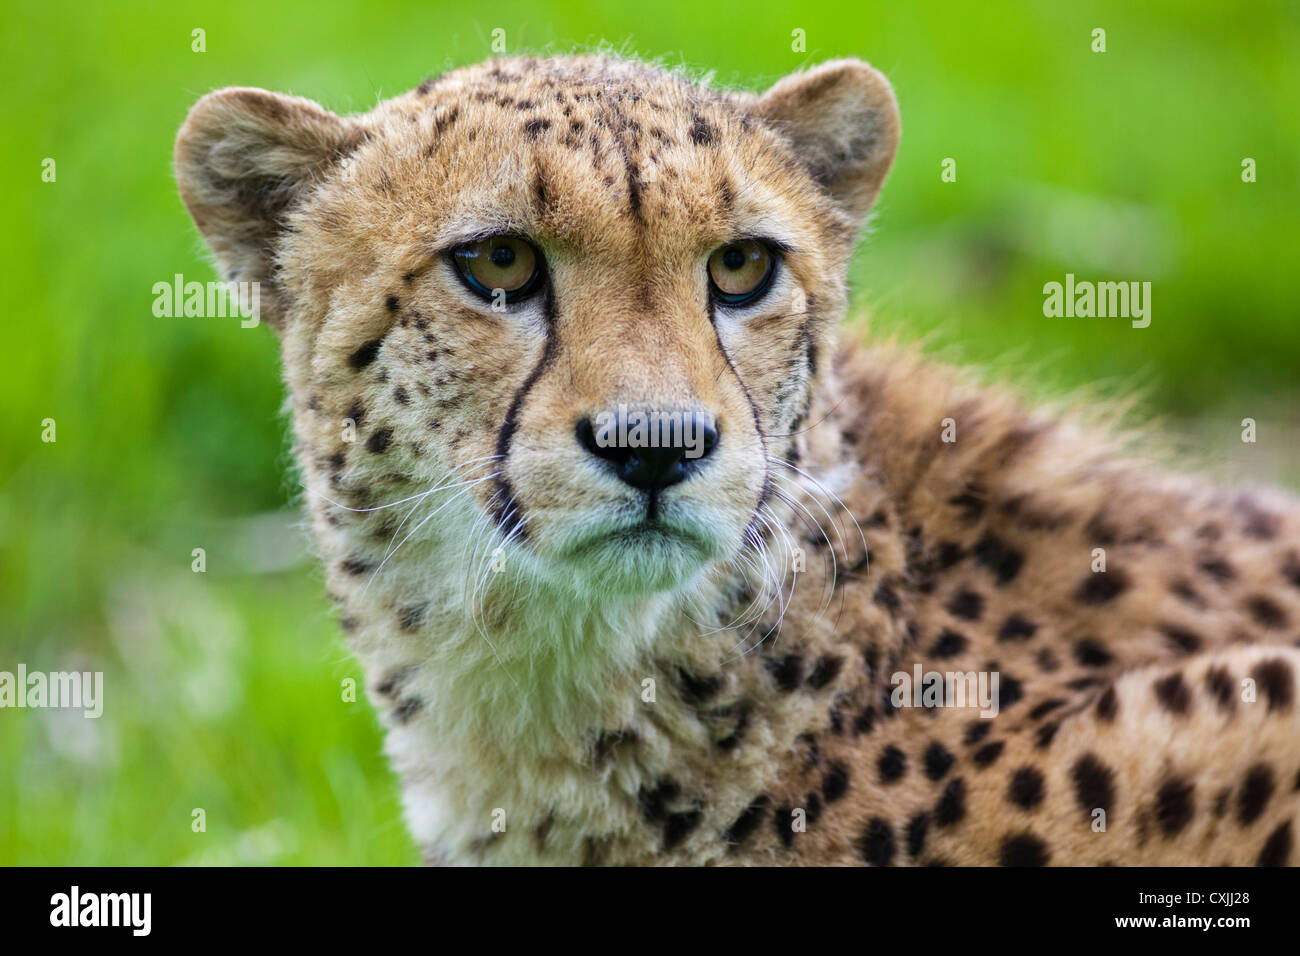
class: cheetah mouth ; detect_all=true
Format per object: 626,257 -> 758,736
569,518 -> 710,559
550,515 -> 726,595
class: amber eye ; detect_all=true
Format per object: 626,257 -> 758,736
707,240 -> 776,306
451,236 -> 544,303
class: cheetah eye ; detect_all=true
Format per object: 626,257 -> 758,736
451,236 -> 545,303
707,240 -> 776,307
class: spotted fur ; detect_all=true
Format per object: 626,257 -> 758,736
175,55 -> 1300,866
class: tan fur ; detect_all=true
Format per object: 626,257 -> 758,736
175,55 -> 1300,866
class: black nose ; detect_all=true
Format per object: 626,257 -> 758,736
576,410 -> 719,491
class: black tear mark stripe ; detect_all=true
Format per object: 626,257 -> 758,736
707,297 -> 768,509
492,288 -> 558,538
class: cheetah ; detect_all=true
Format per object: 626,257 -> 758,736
174,55 -> 1300,866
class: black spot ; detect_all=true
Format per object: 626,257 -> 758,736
1160,624 -> 1202,655
677,668 -> 722,704
1034,722 -> 1060,749
592,729 -> 635,767
804,792 -> 823,824
662,809 -> 702,850
878,745 -> 907,783
999,675 -> 1024,710
384,294 -> 399,312
637,780 -> 681,822
1095,685 -> 1118,721
1242,508 -> 1280,540
906,812 -> 930,858
765,655 -> 803,691
345,400 -> 366,427
715,706 -> 751,751
948,488 -> 986,523
1198,555 -> 1236,582
935,778 -> 967,826
1257,820 -> 1293,866
1204,666 -> 1236,711
366,428 -> 393,454
1074,639 -> 1113,668
1071,753 -> 1116,816
1027,698 -> 1066,721
972,534 -> 1024,585
872,581 -> 901,613
793,733 -> 821,770
998,614 -> 1038,642
946,589 -> 984,621
375,666 -> 411,697
881,686 -> 901,719
397,605 -> 426,631
1282,553 -> 1300,589
1000,832 -> 1050,866
1170,578 -> 1207,608
973,740 -> 1005,768
772,805 -> 794,847
523,117 -> 552,138
930,629 -> 968,658
1155,777 -> 1195,835
1074,569 -> 1130,604
964,721 -> 992,745
1008,766 -> 1045,809
722,796 -> 769,846
807,655 -> 844,690
348,338 -> 384,369
1084,514 -> 1117,544
1251,658 -> 1294,712
689,114 -> 715,145
338,557 -> 371,576
392,697 -> 423,723
1245,595 -> 1289,630
934,541 -> 966,569
1237,764 -> 1275,825
1036,648 -> 1060,672
859,818 -> 895,866
853,706 -> 876,736
1153,673 -> 1190,715
828,698 -> 850,736
924,742 -> 956,781
822,762 -> 851,802
393,386 -> 410,406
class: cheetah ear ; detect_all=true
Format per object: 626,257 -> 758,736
174,88 -> 368,327
758,59 -> 900,228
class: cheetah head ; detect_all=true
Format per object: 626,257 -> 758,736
175,56 -> 899,603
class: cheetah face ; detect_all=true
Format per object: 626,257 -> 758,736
175,56 -> 899,600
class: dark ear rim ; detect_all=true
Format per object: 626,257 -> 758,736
173,87 -> 368,326
757,59 -> 901,226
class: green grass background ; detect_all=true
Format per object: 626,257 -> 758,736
2,0 -> 1297,864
